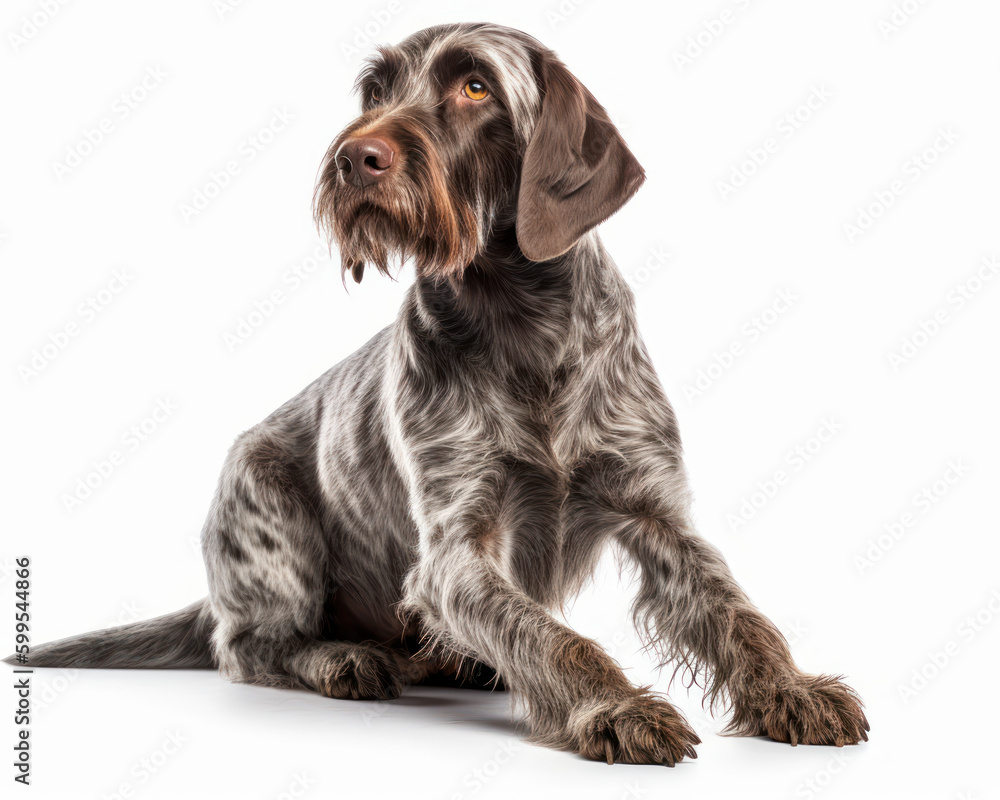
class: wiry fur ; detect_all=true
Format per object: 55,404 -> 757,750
7,23 -> 868,765
13,600 -> 215,669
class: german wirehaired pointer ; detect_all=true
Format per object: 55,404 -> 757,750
12,23 -> 868,764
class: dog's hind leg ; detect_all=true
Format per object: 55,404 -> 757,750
284,641 -> 413,700
203,426 -> 409,701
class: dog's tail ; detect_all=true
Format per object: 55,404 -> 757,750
3,598 -> 216,669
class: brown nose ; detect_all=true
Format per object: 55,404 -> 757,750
335,136 -> 395,188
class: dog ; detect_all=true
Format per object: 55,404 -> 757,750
10,23 -> 868,765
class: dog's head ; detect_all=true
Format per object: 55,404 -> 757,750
314,23 -> 644,283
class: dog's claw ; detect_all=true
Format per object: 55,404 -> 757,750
576,692 -> 699,765
737,674 -> 869,746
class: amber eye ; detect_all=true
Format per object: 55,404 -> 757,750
369,87 -> 383,105
462,80 -> 489,101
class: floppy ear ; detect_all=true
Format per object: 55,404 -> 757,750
516,56 -> 646,262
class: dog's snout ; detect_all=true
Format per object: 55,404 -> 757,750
335,136 -> 395,188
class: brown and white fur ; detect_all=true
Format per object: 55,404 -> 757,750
8,23 -> 868,765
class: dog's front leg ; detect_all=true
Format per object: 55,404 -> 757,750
403,533 -> 700,765
594,464 -> 870,746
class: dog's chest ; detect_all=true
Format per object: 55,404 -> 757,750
476,359 -> 620,478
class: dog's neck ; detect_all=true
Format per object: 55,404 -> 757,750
407,229 -> 627,378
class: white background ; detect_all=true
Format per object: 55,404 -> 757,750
3,1 -> 999,798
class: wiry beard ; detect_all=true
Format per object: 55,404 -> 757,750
312,122 -> 480,284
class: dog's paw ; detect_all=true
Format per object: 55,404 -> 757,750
565,691 -> 700,766
730,674 -> 869,746
319,646 -> 404,701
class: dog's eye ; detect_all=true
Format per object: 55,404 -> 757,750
369,87 -> 383,106
462,80 -> 489,101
